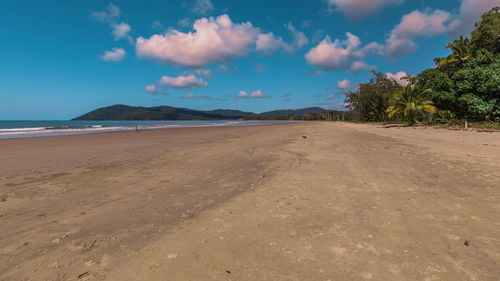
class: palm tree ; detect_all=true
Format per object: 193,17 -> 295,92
436,36 -> 472,68
386,84 -> 437,126
446,36 -> 472,62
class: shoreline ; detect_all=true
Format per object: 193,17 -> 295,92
0,120 -> 293,139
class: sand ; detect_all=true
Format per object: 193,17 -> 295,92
0,122 -> 499,281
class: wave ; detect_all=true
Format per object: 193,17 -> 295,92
0,121 -> 281,139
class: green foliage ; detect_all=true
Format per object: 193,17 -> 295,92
416,7 -> 500,122
438,110 -> 456,121
346,7 -> 499,124
436,36 -> 473,68
344,71 -> 402,122
471,7 -> 500,54
386,85 -> 436,125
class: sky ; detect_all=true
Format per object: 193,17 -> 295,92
0,0 -> 498,119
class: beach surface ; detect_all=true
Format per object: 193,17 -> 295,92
1,122 -> 499,281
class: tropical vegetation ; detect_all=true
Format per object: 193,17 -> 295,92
345,7 -> 500,126
386,85 -> 436,125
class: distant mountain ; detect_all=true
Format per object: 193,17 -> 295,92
259,107 -> 325,117
73,104 -> 326,120
202,109 -> 257,118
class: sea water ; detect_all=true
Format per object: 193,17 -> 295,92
0,120 -> 285,139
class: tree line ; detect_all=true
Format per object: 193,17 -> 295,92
345,7 -> 499,126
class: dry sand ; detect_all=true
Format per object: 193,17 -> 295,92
0,122 -> 499,281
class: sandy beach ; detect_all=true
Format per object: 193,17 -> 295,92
1,122 -> 499,281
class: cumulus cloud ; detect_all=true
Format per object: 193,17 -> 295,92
100,48 -> 126,62
180,93 -> 212,100
191,0 -> 214,15
144,84 -> 165,95
256,33 -> 284,55
287,23 -> 309,49
325,94 -> 335,99
305,32 -> 371,73
325,0 -> 403,20
448,0 -> 498,38
111,22 -> 131,41
91,4 -> 132,42
157,74 -> 208,90
256,22 -> 308,55
235,90 -> 270,100
91,3 -> 120,23
386,71 -> 410,86
136,14 -> 259,68
337,79 -> 352,89
385,9 -> 450,58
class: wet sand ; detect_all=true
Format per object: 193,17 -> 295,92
1,122 -> 499,280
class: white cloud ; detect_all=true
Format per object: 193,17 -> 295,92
136,14 -> 259,68
100,48 -> 126,62
256,33 -> 284,55
91,3 -> 120,23
256,22 -> 308,55
325,0 -> 403,20
144,84 -> 163,95
448,0 -> 498,38
180,94 -> 212,100
286,22 -> 309,50
385,9 -> 450,58
192,0 -> 214,15
111,22 -> 131,41
305,32 -> 370,73
386,71 -> 410,86
236,90 -> 269,100
337,79 -> 352,89
91,4 -> 132,43
157,74 -> 208,90
325,94 -> 335,99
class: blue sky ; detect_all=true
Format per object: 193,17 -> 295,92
0,0 -> 497,119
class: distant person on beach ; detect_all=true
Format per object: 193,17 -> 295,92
135,125 -> 139,132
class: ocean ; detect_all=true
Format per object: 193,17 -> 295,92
0,120 -> 286,139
